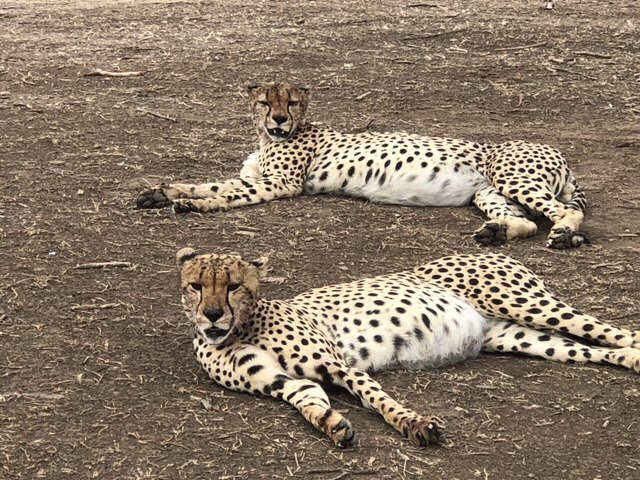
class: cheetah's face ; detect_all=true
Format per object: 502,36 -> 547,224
248,82 -> 309,143
176,248 -> 266,346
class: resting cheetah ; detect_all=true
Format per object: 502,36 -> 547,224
177,247 -> 640,448
138,82 -> 588,249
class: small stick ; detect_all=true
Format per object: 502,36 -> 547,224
355,91 -> 372,101
84,69 -> 144,77
74,261 -> 135,269
575,51 -> 612,59
402,27 -> 469,41
495,41 -> 547,52
136,108 -> 178,123
71,303 -> 121,311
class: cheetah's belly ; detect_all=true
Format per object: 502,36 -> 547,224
306,160 -> 490,207
356,162 -> 489,207
315,282 -> 490,372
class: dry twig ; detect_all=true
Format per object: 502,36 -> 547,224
84,69 -> 144,77
74,261 -> 135,269
574,51 -> 612,59
137,108 -> 178,123
494,41 -> 547,52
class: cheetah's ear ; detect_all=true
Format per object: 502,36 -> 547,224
249,255 -> 269,278
176,247 -> 198,267
247,84 -> 260,95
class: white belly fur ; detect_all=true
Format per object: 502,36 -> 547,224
347,162 -> 489,207
333,286 -> 489,372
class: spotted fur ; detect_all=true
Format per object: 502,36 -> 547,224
137,82 -> 589,249
177,248 -> 640,448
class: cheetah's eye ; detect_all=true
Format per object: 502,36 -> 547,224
189,283 -> 202,291
257,100 -> 269,106
288,100 -> 299,107
227,283 -> 241,292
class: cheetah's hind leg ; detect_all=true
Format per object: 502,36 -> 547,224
483,320 -> 640,373
471,187 -> 537,245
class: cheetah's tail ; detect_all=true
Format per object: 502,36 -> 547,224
559,174 -> 587,212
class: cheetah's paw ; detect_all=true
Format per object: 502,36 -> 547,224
136,186 -> 171,209
473,222 -> 507,246
172,199 -> 199,214
404,415 -> 445,447
547,227 -> 590,249
330,417 -> 356,449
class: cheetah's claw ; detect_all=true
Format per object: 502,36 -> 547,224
547,227 -> 590,249
136,187 -> 171,209
173,199 -> 199,214
405,415 -> 445,447
473,222 -> 507,246
331,418 -> 356,449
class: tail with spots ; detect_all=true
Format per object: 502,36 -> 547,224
558,174 -> 587,213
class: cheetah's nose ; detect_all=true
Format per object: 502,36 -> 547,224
272,115 -> 288,125
203,308 -> 223,322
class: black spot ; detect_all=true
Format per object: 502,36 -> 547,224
359,347 -> 370,360
247,365 -> 264,376
414,328 -> 424,340
278,354 -> 288,370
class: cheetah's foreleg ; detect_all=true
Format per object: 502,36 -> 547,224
331,367 -> 445,446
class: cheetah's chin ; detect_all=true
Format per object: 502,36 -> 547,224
266,127 -> 291,141
202,326 -> 231,344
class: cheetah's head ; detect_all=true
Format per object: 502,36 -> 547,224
248,82 -> 309,143
177,248 -> 268,346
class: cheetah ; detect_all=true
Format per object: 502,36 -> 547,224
177,247 -> 640,448
137,82 -> 589,249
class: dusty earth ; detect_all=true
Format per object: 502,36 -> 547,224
1,0 -> 640,479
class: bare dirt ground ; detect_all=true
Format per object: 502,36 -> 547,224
1,1 -> 640,479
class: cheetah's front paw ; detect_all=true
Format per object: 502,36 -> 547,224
172,199 -> 199,214
473,222 -> 507,246
403,415 -> 445,447
547,227 -> 590,249
136,186 -> 171,209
